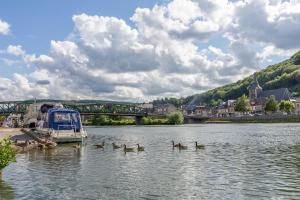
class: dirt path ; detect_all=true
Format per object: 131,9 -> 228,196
0,128 -> 22,140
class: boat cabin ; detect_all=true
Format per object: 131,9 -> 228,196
46,108 -> 82,132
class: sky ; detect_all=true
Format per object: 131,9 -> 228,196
0,0 -> 300,102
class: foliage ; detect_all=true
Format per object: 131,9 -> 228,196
0,116 -> 5,121
264,95 -> 279,112
234,94 -> 251,112
278,100 -> 295,113
167,111 -> 184,125
209,99 -> 223,107
141,117 -> 168,125
0,138 -> 16,171
153,97 -> 184,108
182,50 -> 300,106
91,115 -> 135,126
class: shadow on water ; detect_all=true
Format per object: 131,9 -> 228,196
0,180 -> 14,200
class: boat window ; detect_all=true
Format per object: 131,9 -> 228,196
72,113 -> 78,122
54,113 -> 71,122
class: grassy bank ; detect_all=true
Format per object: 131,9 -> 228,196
86,112 -> 184,126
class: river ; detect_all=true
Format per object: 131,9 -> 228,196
1,124 -> 300,199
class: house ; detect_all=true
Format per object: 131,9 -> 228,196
153,103 -> 177,114
293,98 -> 300,115
181,104 -> 212,116
217,100 -> 236,117
248,77 -> 292,112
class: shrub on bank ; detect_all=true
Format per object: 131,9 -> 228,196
141,117 -> 168,125
167,111 -> 184,125
0,138 -> 16,177
91,115 -> 135,126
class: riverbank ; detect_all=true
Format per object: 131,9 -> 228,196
0,128 -> 38,153
0,128 -> 22,140
207,115 -> 300,123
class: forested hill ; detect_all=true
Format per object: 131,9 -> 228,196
183,50 -> 300,106
153,51 -> 300,107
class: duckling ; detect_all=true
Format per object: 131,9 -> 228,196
195,142 -> 205,149
38,143 -> 46,149
123,144 -> 135,152
178,143 -> 187,150
94,141 -> 105,149
45,141 -> 57,149
112,142 -> 121,149
137,144 -> 144,151
172,140 -> 180,148
72,143 -> 81,149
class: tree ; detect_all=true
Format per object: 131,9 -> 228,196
264,95 -> 278,112
234,94 -> 251,113
167,112 -> 184,125
0,138 -> 16,179
279,100 -> 295,114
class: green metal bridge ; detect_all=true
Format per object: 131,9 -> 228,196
0,99 -> 149,116
0,99 -> 209,124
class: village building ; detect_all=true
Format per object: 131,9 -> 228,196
217,100 -> 236,117
292,98 -> 300,115
181,104 -> 212,117
153,103 -> 177,114
248,77 -> 292,112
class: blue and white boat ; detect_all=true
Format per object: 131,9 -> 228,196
24,102 -> 87,143
44,108 -> 87,143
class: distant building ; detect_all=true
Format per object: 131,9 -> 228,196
293,98 -> 300,115
217,100 -> 236,117
181,104 -> 212,117
248,77 -> 292,112
139,103 -> 153,109
153,103 -> 177,114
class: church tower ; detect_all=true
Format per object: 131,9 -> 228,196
248,75 -> 262,100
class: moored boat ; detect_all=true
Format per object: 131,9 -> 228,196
23,102 -> 87,143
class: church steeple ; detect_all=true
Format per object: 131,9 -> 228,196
248,74 -> 262,100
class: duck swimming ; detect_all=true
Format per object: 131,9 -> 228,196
72,143 -> 81,149
137,144 -> 144,151
178,143 -> 187,150
123,144 -> 135,152
94,141 -> 105,148
195,142 -> 205,149
172,140 -> 180,148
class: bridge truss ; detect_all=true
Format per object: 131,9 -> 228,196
0,100 -> 148,116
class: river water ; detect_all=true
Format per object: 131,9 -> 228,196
1,124 -> 300,199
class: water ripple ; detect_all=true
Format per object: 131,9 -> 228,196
2,124 -> 300,199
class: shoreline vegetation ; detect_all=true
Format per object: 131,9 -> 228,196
85,111 -> 184,126
207,115 -> 300,123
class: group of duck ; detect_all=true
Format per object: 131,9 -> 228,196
172,140 -> 205,150
73,140 -> 205,152
94,142 -> 145,152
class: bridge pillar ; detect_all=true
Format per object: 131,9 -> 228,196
135,116 -> 143,125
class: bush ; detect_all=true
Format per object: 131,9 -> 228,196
278,100 -> 295,113
0,138 -> 16,174
167,112 -> 184,125
265,95 -> 278,112
234,94 -> 251,112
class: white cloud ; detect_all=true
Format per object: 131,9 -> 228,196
0,19 -> 10,35
1,0 -> 300,101
7,45 -> 25,56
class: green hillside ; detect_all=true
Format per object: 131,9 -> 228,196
184,50 -> 300,106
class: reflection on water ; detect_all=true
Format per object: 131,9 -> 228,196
3,124 -> 300,199
0,180 -> 14,200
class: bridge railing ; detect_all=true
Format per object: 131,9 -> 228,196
0,100 -> 150,116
